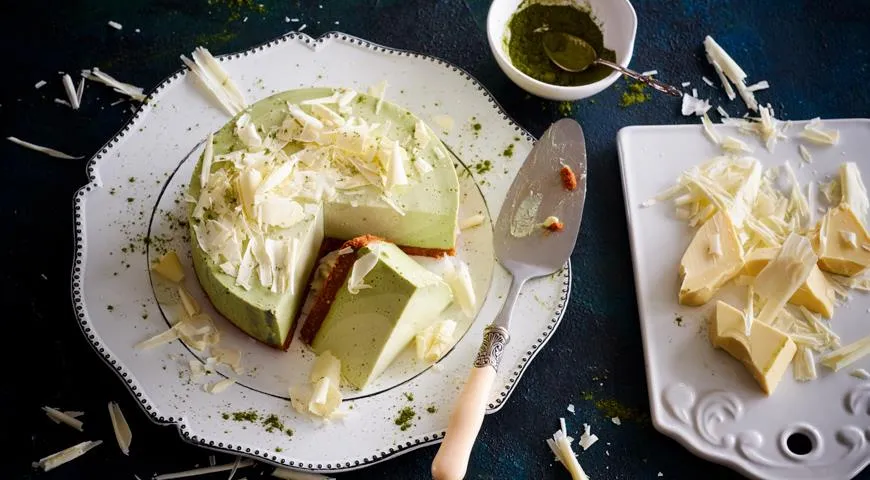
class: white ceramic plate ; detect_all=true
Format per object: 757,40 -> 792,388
618,120 -> 870,480
72,32 -> 571,473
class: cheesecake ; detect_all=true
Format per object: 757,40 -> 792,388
188,88 -> 461,349
301,235 -> 453,389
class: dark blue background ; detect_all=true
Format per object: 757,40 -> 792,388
2,1 -> 868,478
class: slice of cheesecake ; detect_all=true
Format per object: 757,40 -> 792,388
301,236 -> 453,389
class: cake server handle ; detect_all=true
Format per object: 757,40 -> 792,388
431,276 -> 525,480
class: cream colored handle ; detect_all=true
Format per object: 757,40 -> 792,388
431,365 -> 496,480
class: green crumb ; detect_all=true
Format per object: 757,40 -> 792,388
403,392 -> 414,401
675,316 -> 684,327
395,406 -> 416,431
581,391 -> 594,401
594,399 -> 648,423
472,123 -> 482,132
474,160 -> 493,175
128,176 -> 136,183
619,81 -> 651,108
109,188 -> 116,195
229,410 -> 259,423
142,313 -> 149,320
221,186 -> 239,205
286,428 -> 294,437
222,413 -> 230,420
275,447 -> 283,452
106,305 -> 114,312
502,144 -> 515,157
262,414 -> 285,433
557,101 -> 574,117
205,0 -> 265,22
126,197 -> 134,203
426,405 -> 437,414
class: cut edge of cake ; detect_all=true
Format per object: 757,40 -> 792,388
300,234 -> 450,345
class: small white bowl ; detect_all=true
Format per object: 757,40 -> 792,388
487,0 -> 638,101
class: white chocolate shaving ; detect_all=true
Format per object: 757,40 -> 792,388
81,67 -> 146,101
108,401 -> 132,455
7,136 -> 83,159
42,406 -> 84,431
154,459 -> 254,480
347,243 -> 382,294
545,418 -> 589,480
37,440 -> 103,472
459,214 -> 485,230
179,47 -> 247,115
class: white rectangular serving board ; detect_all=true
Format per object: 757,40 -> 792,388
618,119 -> 870,480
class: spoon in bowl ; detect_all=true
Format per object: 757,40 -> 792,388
542,31 -> 683,97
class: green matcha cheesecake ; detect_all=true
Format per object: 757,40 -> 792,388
187,88 -> 460,349
301,236 -> 453,389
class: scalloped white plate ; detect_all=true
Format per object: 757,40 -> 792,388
618,120 -> 870,480
71,32 -> 570,474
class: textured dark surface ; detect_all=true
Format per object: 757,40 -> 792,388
2,0 -> 869,479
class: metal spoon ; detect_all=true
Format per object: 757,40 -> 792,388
542,31 -> 683,97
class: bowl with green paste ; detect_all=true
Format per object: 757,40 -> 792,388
487,0 -> 637,101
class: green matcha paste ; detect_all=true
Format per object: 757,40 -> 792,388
506,2 -> 616,86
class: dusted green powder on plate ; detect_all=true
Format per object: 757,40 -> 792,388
395,406 -> 416,431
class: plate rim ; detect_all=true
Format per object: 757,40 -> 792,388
70,30 -> 571,473
616,121 -> 870,480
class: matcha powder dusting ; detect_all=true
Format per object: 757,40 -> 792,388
262,414 -> 284,433
619,81 -> 651,108
228,410 -> 259,422
395,406 -> 416,431
507,2 -> 616,86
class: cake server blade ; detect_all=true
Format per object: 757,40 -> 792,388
432,118 -> 587,480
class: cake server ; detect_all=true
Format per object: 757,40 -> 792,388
432,118 -> 588,480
